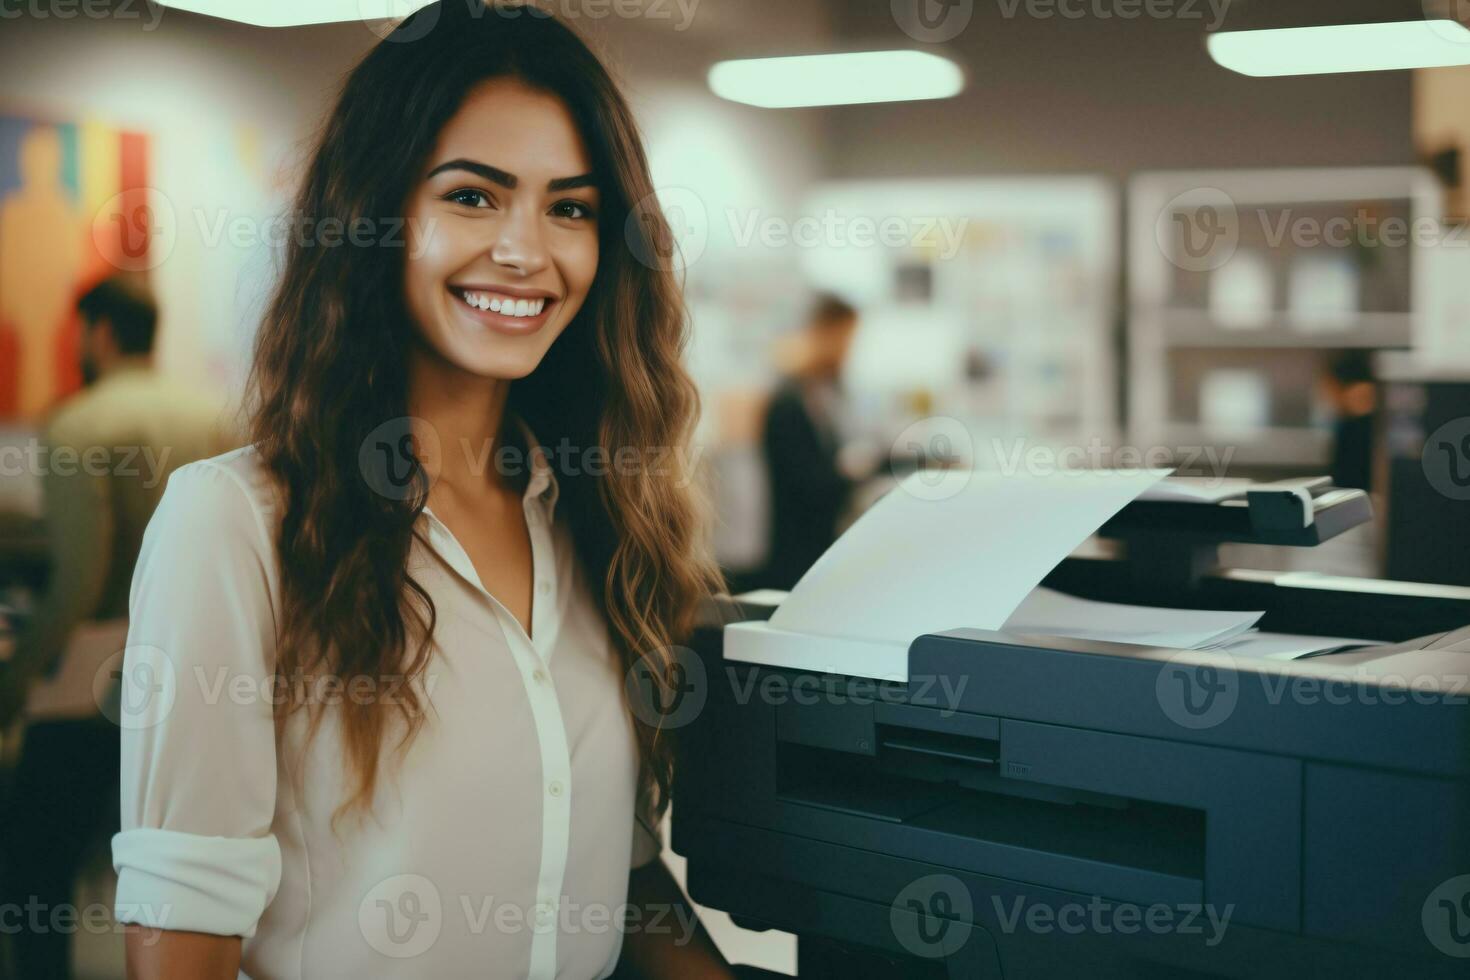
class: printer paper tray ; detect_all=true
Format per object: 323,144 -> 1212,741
724,619 -> 910,682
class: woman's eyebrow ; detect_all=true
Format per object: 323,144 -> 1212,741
426,158 -> 596,192
548,173 -> 597,192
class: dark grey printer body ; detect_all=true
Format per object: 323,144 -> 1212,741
671,484 -> 1470,978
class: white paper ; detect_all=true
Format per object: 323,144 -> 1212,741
1200,630 -> 1382,661
767,467 -> 1171,646
731,589 -> 788,607
1140,476 -> 1253,504
1002,586 -> 1263,651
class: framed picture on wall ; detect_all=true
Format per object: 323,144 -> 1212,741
0,110 -> 154,422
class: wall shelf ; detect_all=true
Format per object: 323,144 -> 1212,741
1128,167 -> 1442,470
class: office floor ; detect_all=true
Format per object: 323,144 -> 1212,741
65,807 -> 795,979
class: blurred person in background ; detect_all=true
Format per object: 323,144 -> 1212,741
1322,349 -> 1377,492
0,273 -> 234,979
758,293 -> 879,591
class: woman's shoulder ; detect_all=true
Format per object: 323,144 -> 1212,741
151,444 -> 280,551
132,445 -> 284,625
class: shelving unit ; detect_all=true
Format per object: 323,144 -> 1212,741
797,176 -> 1120,461
1129,167 -> 1442,470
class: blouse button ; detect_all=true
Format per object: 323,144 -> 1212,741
548,780 -> 564,798
532,668 -> 548,685
537,580 -> 551,596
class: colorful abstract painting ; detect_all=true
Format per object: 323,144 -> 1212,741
0,113 -> 151,421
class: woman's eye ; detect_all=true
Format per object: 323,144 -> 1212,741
550,200 -> 595,221
444,188 -> 493,208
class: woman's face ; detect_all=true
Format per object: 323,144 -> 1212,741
403,77 -> 600,380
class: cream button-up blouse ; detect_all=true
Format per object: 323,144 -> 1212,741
110,423 -> 660,979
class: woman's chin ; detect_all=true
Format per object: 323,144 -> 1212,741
447,344 -> 543,382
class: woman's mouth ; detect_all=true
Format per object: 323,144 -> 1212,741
447,285 -> 555,336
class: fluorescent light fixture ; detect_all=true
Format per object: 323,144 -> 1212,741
708,51 -> 964,109
153,1 -> 435,28
1208,20 -> 1470,76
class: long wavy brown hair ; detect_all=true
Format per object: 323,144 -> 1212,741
246,0 -> 722,826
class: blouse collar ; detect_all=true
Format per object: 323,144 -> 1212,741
511,412 -> 561,522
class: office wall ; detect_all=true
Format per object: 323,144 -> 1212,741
826,0 -> 1416,178
0,1 -> 829,536
0,8 -> 377,399
0,1 -> 831,403
1416,65 -> 1470,219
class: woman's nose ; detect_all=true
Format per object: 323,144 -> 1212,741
489,208 -> 550,276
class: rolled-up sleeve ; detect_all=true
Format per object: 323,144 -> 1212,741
111,460 -> 283,938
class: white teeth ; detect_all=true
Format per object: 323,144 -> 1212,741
455,288 -> 548,317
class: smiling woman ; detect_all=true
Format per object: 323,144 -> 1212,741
404,79 -> 601,369
107,2 -> 731,979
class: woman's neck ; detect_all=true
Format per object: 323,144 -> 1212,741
406,347 -> 514,497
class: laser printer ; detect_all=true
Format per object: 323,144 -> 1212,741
668,475 -> 1470,978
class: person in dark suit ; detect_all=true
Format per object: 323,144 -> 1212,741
758,294 -> 862,591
